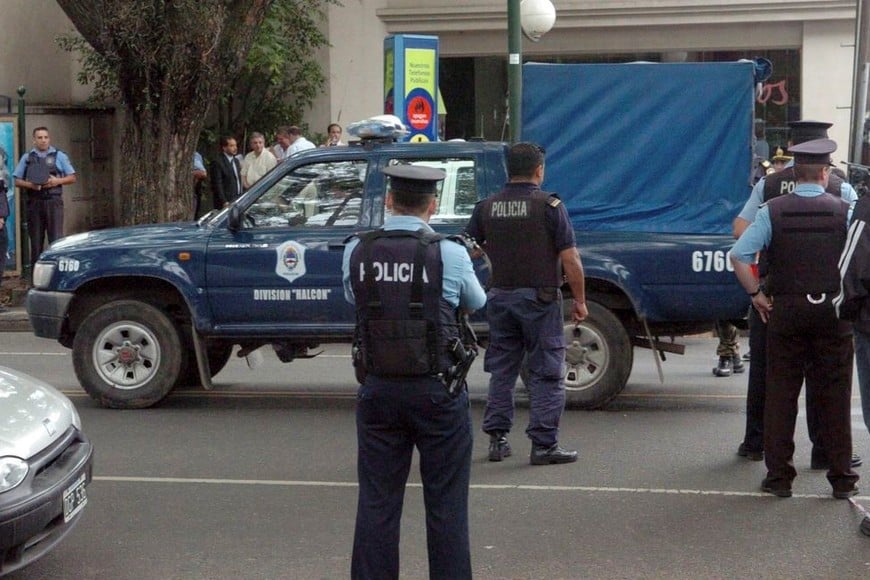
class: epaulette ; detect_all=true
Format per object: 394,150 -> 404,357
547,196 -> 561,208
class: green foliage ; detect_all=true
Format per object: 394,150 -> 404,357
58,0 -> 335,144
218,0 -> 333,142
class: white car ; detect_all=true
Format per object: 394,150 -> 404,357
0,367 -> 93,575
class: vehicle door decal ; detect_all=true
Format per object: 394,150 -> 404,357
275,240 -> 307,282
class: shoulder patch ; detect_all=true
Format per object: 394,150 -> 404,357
547,197 -> 561,208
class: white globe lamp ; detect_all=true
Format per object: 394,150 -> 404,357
521,0 -> 556,42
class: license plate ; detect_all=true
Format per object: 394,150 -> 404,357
62,472 -> 88,522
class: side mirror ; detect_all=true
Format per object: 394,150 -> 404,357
227,204 -> 242,232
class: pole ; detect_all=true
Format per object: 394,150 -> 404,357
16,86 -> 29,281
507,0 -> 522,143
851,0 -> 869,163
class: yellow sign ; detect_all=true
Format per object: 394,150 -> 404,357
405,48 -> 436,98
410,134 -> 430,143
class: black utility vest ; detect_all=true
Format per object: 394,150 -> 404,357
479,189 -> 561,288
349,228 -> 460,377
24,151 -> 62,196
758,167 -> 845,277
766,192 -> 848,296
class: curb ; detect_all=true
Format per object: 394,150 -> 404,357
0,307 -> 32,332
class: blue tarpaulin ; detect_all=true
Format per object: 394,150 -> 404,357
522,61 -> 755,234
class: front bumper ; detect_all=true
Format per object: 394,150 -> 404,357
26,289 -> 73,339
0,426 -> 94,576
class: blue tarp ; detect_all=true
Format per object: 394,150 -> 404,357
522,61 -> 755,234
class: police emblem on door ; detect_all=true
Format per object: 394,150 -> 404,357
275,240 -> 307,283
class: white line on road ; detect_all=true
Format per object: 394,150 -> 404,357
92,475 -> 863,500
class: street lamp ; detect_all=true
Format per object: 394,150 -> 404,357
507,0 -> 556,143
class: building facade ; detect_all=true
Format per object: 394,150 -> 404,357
0,0 -> 864,240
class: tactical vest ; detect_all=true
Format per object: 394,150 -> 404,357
765,192 -> 847,296
763,166 -> 844,202
479,189 -> 561,288
349,228 -> 461,377
24,151 -> 62,196
758,167 -> 845,277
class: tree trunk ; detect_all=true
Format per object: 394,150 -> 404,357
57,0 -> 273,224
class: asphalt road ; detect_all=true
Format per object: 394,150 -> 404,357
4,331 -> 870,579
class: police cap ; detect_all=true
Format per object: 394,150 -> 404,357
787,138 -> 837,166
383,165 -> 446,195
770,147 -> 792,162
788,120 -> 832,145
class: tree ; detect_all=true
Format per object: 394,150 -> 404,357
57,0 -> 274,224
216,0 -> 332,143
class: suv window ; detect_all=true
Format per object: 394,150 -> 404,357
246,160 -> 367,228
383,157 -> 477,225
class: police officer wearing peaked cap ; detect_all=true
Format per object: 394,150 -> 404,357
464,142 -> 587,466
342,164 -> 486,580
731,137 -> 859,499
732,120 -> 861,470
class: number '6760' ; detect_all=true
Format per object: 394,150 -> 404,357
691,250 -> 734,273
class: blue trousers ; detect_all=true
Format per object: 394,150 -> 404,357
352,375 -> 472,580
481,288 -> 566,447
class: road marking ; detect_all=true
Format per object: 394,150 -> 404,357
0,351 -> 69,356
91,476 -> 863,500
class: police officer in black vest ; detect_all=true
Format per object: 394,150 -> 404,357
342,165 -> 486,580
731,138 -> 859,499
732,120 -> 860,470
465,142 -> 587,465
13,127 -> 77,269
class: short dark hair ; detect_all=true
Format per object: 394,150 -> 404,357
794,163 -> 827,181
507,142 -> 544,178
288,126 -> 303,136
219,135 -> 236,148
275,126 -> 291,138
327,123 -> 342,133
391,190 -> 434,214
32,126 -> 49,136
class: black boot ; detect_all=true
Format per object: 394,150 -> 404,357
530,443 -> 578,465
713,356 -> 733,377
731,354 -> 745,374
488,432 -> 511,462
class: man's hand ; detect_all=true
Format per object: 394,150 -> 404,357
572,300 -> 588,322
751,293 -> 773,323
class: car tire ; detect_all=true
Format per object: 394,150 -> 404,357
520,300 -> 633,409
72,300 -> 183,409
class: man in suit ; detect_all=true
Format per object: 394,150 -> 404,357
210,136 -> 242,210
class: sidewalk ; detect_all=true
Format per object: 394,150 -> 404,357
0,305 -> 32,332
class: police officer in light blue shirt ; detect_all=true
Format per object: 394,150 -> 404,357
342,165 -> 485,580
731,138 -> 858,499
731,120 -> 861,470
13,126 -> 76,269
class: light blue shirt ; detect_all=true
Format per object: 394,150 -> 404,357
342,215 -> 487,311
13,146 -> 75,178
737,160 -> 857,224
193,151 -> 206,172
732,183 -> 849,263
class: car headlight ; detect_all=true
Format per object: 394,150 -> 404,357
32,262 -> 56,289
0,457 -> 29,492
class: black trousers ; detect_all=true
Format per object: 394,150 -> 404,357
763,295 -> 858,491
26,194 -> 63,267
742,306 -> 825,459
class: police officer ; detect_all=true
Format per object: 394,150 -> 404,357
464,142 -> 587,465
731,138 -> 859,499
731,120 -> 860,470
342,165 -> 486,580
13,127 -> 77,268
